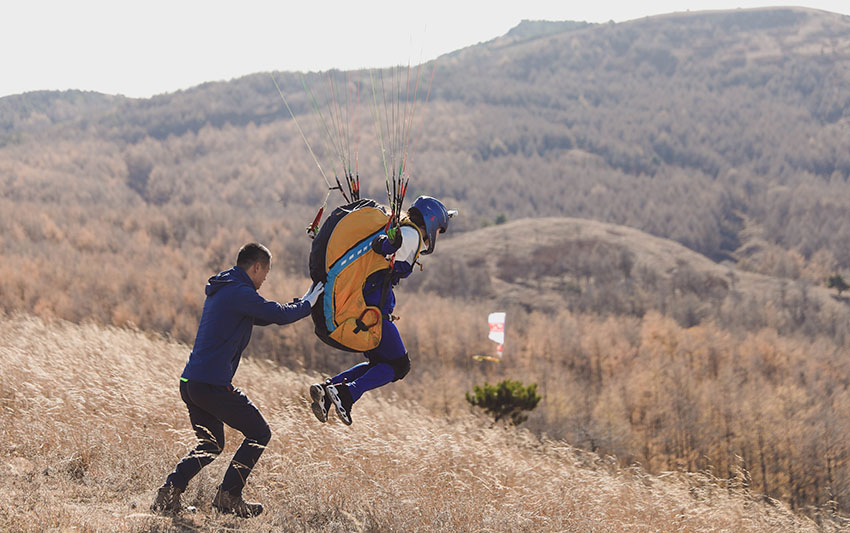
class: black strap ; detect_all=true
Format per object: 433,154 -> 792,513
353,308 -> 381,333
377,270 -> 393,319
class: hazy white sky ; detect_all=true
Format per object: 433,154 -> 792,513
3,1 -> 848,99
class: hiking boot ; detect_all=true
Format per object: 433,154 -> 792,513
327,383 -> 353,425
212,487 -> 264,518
151,483 -> 197,514
310,382 -> 332,423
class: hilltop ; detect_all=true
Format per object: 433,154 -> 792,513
412,217 -> 850,343
0,312 -> 831,532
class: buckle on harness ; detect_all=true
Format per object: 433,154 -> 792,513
353,308 -> 381,333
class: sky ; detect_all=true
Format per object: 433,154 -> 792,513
3,1 -> 849,99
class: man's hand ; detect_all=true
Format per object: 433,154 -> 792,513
301,281 -> 325,307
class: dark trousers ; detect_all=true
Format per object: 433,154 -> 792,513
165,380 -> 271,495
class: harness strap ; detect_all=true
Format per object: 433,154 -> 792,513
353,308 -> 381,333
377,270 -> 394,320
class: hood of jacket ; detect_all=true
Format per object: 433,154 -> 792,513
205,266 -> 253,297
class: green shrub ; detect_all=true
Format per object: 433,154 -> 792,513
466,379 -> 541,426
827,274 -> 849,296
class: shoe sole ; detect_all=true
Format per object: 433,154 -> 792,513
151,487 -> 196,514
212,503 -> 262,518
326,385 -> 352,426
309,384 -> 328,423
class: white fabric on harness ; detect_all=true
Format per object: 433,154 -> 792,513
396,226 -> 420,265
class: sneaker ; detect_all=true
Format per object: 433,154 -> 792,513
309,382 -> 332,423
212,487 -> 263,518
326,383 -> 353,425
150,483 -> 197,514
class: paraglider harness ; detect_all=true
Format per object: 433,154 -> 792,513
309,198 -> 421,353
271,67 -> 435,352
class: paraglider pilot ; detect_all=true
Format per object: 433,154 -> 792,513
310,196 -> 456,425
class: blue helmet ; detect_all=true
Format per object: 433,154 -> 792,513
409,196 -> 456,255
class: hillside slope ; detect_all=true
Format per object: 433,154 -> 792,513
0,313 -> 831,532
429,6 -> 850,262
411,217 -> 850,343
2,8 -> 850,269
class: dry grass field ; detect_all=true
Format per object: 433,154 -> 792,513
0,312 -> 832,532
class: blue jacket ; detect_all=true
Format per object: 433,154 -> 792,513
181,266 -> 310,385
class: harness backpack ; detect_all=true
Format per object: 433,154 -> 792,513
309,199 -> 421,352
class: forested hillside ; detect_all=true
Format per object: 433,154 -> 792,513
408,218 -> 850,518
3,5 -> 850,522
3,8 -> 850,270
415,217 -> 850,344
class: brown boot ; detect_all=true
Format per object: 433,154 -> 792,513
151,483 -> 197,514
212,487 -> 264,518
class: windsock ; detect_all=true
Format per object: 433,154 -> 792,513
488,312 -> 506,356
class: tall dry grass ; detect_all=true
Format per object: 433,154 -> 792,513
0,312 -> 832,532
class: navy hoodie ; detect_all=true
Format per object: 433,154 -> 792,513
181,266 -> 310,386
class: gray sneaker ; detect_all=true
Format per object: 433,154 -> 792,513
326,383 -> 353,425
212,487 -> 263,518
310,382 -> 332,423
150,483 -> 196,514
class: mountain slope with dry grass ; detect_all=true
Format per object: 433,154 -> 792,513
442,216 -> 842,305
414,217 -> 850,344
0,313 -> 831,532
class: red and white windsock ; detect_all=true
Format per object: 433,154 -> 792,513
488,312 -> 506,356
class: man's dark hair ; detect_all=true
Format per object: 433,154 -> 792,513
236,242 -> 271,269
